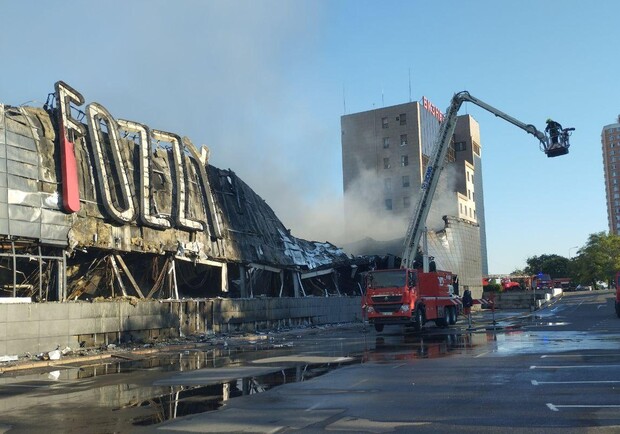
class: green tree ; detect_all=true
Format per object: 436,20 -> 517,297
524,254 -> 570,278
572,232 -> 620,287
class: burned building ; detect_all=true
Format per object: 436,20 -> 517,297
0,81 -> 363,303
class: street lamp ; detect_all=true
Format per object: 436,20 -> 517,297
568,246 -> 579,259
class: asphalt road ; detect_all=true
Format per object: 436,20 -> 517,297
1,290 -> 619,433
154,290 -> 620,433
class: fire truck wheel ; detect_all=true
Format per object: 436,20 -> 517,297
374,323 -> 384,332
435,317 -> 448,328
435,309 -> 448,327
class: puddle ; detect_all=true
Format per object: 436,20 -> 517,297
491,331 -> 620,355
0,346 -> 360,433
362,331 -> 492,362
129,362 -> 349,426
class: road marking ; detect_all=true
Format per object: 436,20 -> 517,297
533,380 -> 620,386
475,351 -> 489,358
541,354 -> 620,358
351,379 -> 368,387
531,364 -> 620,369
392,363 -> 405,369
547,403 -> 620,412
0,384 -> 46,388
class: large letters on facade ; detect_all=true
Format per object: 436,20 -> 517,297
56,81 -> 221,237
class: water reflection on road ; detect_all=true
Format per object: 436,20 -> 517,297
4,313 -> 620,432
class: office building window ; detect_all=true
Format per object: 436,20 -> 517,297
402,175 -> 410,187
384,158 -> 390,169
401,155 -> 409,167
383,137 -> 390,148
400,134 -> 408,146
384,178 -> 392,192
382,117 -> 388,129
403,196 -> 410,208
399,113 -> 407,125
455,141 -> 466,151
385,199 -> 392,210
473,141 -> 481,156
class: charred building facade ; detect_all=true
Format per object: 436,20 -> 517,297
340,97 -> 487,296
0,81 -> 363,303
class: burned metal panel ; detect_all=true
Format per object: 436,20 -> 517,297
6,160 -> 38,179
0,105 -> 71,245
4,129 -> 37,152
0,156 -> 5,174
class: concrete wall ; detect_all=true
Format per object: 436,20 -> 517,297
0,297 -> 363,356
211,297 -> 363,333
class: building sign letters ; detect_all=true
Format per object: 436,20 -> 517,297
422,96 -> 445,123
55,81 -> 222,239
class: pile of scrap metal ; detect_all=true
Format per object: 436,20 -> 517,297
0,81 -> 369,302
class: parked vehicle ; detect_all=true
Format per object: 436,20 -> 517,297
363,268 -> 459,332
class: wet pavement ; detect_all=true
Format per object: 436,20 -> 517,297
1,290 -> 618,433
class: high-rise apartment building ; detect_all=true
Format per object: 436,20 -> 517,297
340,97 -> 488,295
602,116 -> 620,234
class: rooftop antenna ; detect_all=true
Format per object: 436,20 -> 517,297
342,83 -> 347,115
408,68 -> 412,102
381,84 -> 384,107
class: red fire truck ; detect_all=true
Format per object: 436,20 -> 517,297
363,268 -> 459,332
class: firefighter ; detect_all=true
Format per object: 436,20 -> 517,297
545,118 -> 563,145
462,288 -> 473,328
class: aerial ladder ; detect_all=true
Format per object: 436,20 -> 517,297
401,91 -> 573,271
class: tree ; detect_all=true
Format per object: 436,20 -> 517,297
524,254 -> 570,278
571,232 -> 620,287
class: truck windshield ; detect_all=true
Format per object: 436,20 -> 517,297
368,270 -> 406,288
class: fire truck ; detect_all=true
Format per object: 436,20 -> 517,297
363,91 -> 572,332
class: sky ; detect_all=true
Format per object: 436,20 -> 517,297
0,0 -> 617,274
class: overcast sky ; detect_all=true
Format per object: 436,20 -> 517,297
1,0 -> 617,274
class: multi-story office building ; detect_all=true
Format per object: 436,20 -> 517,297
341,97 -> 488,295
602,116 -> 620,234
